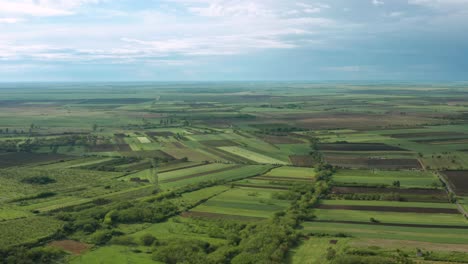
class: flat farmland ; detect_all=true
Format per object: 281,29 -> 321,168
301,222 -> 468,244
0,152 -> 72,168
162,145 -> 217,162
261,135 -> 304,144
218,146 -> 288,164
324,155 -> 422,169
2,84 -> 468,263
332,169 -> 440,188
311,208 -> 467,226
160,164 -> 273,188
317,199 -> 459,214
330,186 -> 449,202
264,166 -> 316,179
318,143 -> 406,151
157,163 -> 236,182
321,199 -> 458,209
289,155 -> 315,167
189,186 -> 290,219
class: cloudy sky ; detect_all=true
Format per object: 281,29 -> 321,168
0,0 -> 467,81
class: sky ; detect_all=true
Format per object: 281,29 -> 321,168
0,0 -> 467,81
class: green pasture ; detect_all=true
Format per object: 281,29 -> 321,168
160,165 -> 273,189
312,209 -> 468,226
190,186 -> 289,218
302,221 -> 468,244
321,199 -> 457,209
265,166 -> 316,178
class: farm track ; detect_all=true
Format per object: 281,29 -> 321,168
441,170 -> 468,195
160,165 -> 244,183
437,171 -> 468,218
317,204 -> 459,214
311,220 -> 468,229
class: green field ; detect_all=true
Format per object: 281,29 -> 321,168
1,83 -> 468,263
332,169 -> 441,188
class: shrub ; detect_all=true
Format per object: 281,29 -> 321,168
140,234 -> 157,246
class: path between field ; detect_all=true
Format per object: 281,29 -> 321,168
435,171 -> 468,219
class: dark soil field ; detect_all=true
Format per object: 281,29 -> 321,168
88,144 -> 116,152
318,143 -> 406,151
317,204 -> 459,214
0,152 -> 71,168
442,171 -> 468,195
114,133 -> 127,144
325,156 -> 421,169
413,137 -> 468,144
289,155 -> 315,167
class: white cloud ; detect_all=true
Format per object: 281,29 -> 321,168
372,0 -> 384,6
388,12 -> 404,17
0,0 -> 339,63
0,0 -> 104,17
409,0 -> 468,7
0,18 -> 25,23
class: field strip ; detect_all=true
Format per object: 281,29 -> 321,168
351,238 -> 468,253
137,137 -> 151,143
67,157 -> 115,168
160,165 -> 243,183
231,183 -> 290,190
181,211 -> 265,221
316,204 -> 459,214
218,146 -> 288,164
158,162 -> 206,173
201,146 -> 253,163
321,200 -> 457,209
253,176 -> 314,182
312,220 -> 468,229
